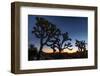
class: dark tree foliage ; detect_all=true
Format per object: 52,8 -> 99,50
32,17 -> 62,59
75,40 -> 87,52
47,32 -> 73,53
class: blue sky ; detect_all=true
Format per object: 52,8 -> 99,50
28,15 -> 88,51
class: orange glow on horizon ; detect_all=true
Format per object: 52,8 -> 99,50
43,48 -> 77,54
62,49 -> 77,53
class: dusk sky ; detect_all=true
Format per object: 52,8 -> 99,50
28,15 -> 88,53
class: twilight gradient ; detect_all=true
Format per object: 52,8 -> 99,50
28,15 -> 88,52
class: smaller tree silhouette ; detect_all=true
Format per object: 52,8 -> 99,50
28,44 -> 38,60
81,40 -> 87,51
75,40 -> 87,52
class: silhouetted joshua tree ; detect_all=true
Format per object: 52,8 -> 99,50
81,40 -> 87,51
75,40 -> 87,52
32,17 -> 61,59
47,32 -> 73,53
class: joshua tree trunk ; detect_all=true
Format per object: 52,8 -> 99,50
37,46 -> 43,60
59,48 -> 62,53
78,47 -> 80,51
37,39 -> 43,60
80,48 -> 82,52
53,48 -> 56,53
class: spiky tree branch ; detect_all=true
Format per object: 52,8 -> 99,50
46,32 -> 73,53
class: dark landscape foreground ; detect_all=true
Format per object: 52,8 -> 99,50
28,50 -> 88,61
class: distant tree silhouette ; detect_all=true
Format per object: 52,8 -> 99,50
81,40 -> 87,51
75,40 -> 81,51
47,32 -> 73,53
28,44 -> 38,60
32,17 -> 61,59
75,40 -> 87,52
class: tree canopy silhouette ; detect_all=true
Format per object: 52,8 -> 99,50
75,40 -> 87,52
32,17 -> 62,59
